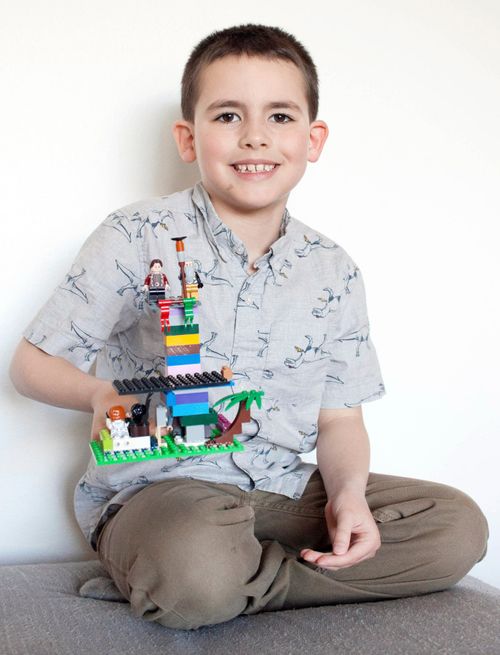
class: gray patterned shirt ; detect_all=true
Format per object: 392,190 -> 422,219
24,182 -> 385,547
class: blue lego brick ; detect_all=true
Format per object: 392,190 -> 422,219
170,402 -> 210,417
167,353 -> 201,366
166,390 -> 209,406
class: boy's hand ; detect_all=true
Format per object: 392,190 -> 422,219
300,492 -> 381,571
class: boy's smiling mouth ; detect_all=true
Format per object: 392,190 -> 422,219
231,161 -> 279,174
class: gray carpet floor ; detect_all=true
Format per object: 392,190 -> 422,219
0,560 -> 499,655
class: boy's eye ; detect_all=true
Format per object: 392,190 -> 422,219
270,113 -> 293,123
216,112 -> 240,123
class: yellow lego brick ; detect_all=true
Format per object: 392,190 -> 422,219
165,332 -> 200,346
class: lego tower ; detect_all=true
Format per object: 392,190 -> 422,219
159,237 -> 215,444
90,234 -> 260,466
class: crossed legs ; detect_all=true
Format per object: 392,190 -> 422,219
98,471 -> 488,630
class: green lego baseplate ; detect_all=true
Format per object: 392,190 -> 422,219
90,434 -> 244,466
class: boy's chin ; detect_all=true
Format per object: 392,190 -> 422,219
231,181 -> 294,203
204,179 -> 293,216
222,191 -> 289,215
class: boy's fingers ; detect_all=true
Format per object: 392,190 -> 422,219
90,420 -> 106,441
301,547 -> 332,563
303,552 -> 374,571
300,540 -> 376,569
331,514 -> 353,555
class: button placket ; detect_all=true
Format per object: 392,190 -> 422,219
230,267 -> 269,380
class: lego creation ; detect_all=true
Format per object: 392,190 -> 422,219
90,236 -> 263,466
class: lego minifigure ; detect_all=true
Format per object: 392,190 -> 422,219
143,259 -> 170,303
105,405 -> 129,440
128,403 -> 150,437
184,260 -> 204,288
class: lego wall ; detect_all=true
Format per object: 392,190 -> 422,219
1,1 -> 499,586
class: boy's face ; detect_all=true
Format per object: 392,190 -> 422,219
173,56 -> 328,220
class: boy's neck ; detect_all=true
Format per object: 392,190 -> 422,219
210,198 -> 287,273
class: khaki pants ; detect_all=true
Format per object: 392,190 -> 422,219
98,470 -> 488,630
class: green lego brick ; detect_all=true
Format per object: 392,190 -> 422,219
180,409 -> 219,427
99,428 -> 113,452
183,298 -> 197,325
164,324 -> 199,336
89,436 -> 244,466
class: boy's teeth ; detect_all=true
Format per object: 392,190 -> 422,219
234,163 -> 275,173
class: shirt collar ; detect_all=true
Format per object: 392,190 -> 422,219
191,181 -> 294,272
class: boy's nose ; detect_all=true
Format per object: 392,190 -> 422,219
238,123 -> 271,149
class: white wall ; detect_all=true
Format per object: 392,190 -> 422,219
1,1 -> 499,585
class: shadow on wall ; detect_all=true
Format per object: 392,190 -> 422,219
119,101 -> 201,197
160,104 -> 201,194
2,384 -> 97,562
3,102 -> 202,564
68,105 -> 199,554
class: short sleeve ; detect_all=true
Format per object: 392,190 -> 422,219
320,258 -> 386,408
23,210 -> 144,372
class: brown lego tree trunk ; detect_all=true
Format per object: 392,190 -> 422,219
208,401 -> 251,445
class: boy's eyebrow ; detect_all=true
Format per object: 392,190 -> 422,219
267,101 -> 304,113
205,100 -> 304,113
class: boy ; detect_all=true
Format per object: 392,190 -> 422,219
10,24 -> 488,630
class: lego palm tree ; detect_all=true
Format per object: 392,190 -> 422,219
209,390 -> 264,444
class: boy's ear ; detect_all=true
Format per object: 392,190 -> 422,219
307,120 -> 329,163
172,120 -> 197,163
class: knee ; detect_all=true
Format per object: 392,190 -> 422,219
128,492 -> 259,629
433,485 -> 488,584
152,557 -> 252,630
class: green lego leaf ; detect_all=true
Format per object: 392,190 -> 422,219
213,389 -> 264,412
245,390 -> 264,410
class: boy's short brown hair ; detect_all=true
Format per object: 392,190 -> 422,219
181,24 -> 319,122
